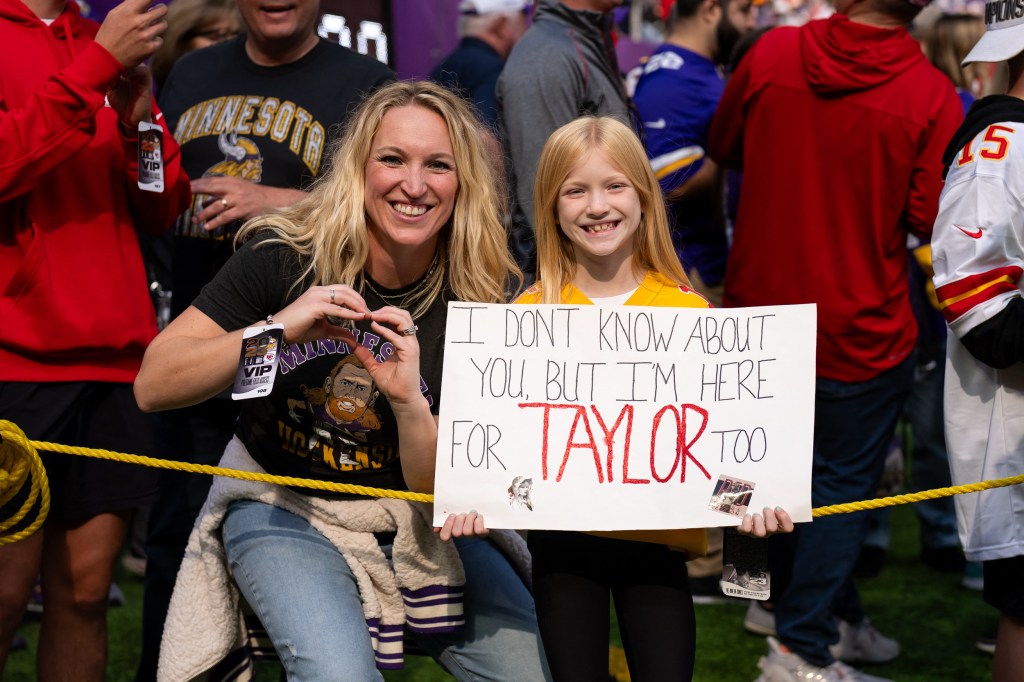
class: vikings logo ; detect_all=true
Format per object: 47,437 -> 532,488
204,130 -> 263,182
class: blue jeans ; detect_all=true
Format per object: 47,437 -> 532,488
221,500 -> 551,681
863,352 -> 958,552
774,356 -> 913,666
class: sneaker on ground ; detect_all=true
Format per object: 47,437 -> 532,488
122,553 -> 147,577
689,574 -> 742,605
108,582 -> 126,607
962,561 -> 984,591
745,604 -> 898,666
975,634 -> 996,655
753,637 -> 894,682
829,618 -> 899,665
745,600 -> 777,636
831,661 -> 894,682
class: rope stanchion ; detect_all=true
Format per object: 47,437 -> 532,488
0,421 -> 50,546
2,418 -> 1023,546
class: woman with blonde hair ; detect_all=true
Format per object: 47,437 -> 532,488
517,116 -> 792,681
134,81 -> 548,681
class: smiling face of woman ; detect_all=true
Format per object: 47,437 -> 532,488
363,105 -> 458,276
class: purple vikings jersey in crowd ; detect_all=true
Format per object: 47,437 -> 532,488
633,44 -> 727,286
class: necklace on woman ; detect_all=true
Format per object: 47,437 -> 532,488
361,252 -> 441,310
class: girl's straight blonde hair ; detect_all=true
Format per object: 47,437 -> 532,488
239,80 -> 520,317
532,116 -> 690,304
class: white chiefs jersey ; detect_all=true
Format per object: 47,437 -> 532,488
932,119 -> 1024,562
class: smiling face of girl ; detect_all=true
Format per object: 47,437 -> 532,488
555,149 -> 642,271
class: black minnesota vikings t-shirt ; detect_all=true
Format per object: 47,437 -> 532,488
192,236 -> 448,495
159,36 -> 394,319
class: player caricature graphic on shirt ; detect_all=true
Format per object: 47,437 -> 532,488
286,355 -> 383,461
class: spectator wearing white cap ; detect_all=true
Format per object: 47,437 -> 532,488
430,0 -> 529,127
932,5 -> 1024,678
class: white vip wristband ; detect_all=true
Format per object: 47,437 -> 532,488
232,323 -> 284,400
137,121 -> 165,192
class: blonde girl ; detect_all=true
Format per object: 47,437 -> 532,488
518,116 -> 792,681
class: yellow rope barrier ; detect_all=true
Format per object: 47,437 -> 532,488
812,473 -> 1024,517
0,421 -> 50,546
3,418 -> 1024,545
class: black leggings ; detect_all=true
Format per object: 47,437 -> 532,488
529,530 -> 696,682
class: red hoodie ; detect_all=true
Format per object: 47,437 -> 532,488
709,15 -> 962,382
0,0 -> 190,383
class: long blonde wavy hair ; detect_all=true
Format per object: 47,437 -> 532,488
238,80 -> 520,317
532,116 -> 690,304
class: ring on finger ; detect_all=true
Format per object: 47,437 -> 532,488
400,324 -> 419,336
220,198 -> 229,209
330,288 -> 336,305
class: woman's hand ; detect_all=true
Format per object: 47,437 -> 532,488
349,305 -> 425,408
736,506 -> 794,538
273,285 -> 370,346
435,511 -> 489,542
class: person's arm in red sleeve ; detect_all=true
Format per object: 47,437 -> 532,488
0,42 -> 124,203
0,0 -> 169,203
903,86 -> 965,240
708,52 -> 755,171
112,70 -> 191,235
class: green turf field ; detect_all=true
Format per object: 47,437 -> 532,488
5,503 -> 995,681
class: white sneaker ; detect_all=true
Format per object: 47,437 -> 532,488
829,618 -> 899,664
754,637 -> 843,682
745,600 -> 777,636
753,637 -> 894,682
832,661 -> 894,682
745,605 -> 898,666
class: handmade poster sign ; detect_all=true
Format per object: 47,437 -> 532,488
432,303 -> 816,531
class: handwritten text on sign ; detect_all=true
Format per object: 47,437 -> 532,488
432,304 -> 816,531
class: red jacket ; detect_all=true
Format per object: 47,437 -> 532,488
0,0 -> 190,383
709,16 -> 962,382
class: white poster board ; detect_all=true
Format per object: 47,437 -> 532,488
432,303 -> 816,530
